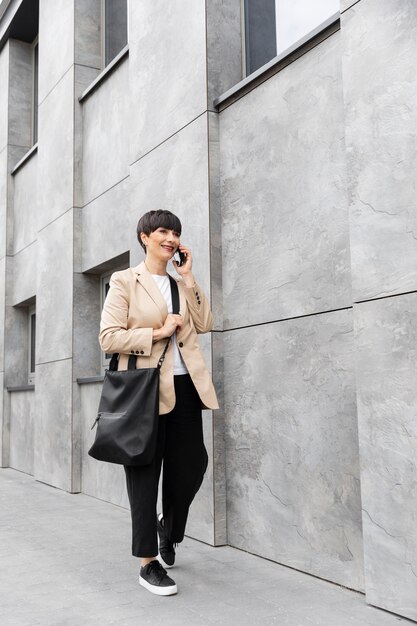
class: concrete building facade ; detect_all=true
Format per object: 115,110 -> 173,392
1,0 -> 417,620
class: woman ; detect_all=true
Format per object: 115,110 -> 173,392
99,209 -> 218,596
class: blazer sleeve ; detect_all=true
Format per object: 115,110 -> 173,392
98,272 -> 153,356
182,280 -> 213,334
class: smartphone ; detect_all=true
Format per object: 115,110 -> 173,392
175,249 -> 187,267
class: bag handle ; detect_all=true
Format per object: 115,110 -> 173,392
108,274 -> 180,372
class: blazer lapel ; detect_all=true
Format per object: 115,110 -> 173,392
133,261 -> 168,319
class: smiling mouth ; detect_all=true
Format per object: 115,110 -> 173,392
161,245 -> 174,252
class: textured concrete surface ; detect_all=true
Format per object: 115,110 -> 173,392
0,44 -> 8,150
206,0 -> 242,106
34,359 -> 73,492
341,0 -> 417,301
128,0 -> 207,162
0,147 -> 7,259
9,241 -> 37,305
36,210 -> 73,364
38,0 -> 74,105
74,0 -> 101,70
37,67 -> 74,230
12,153 -> 38,254
82,56 -> 129,205
8,39 -> 33,149
81,172 -> 130,272
0,467 -> 413,626
9,389 -> 34,475
354,292 -> 417,621
340,0 -> 361,13
220,31 -> 351,329
223,308 -> 363,591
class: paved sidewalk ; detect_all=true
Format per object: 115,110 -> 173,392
0,468 -> 412,626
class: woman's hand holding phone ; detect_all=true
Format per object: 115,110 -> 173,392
173,244 -> 195,287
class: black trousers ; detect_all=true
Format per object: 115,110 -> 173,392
124,374 -> 208,558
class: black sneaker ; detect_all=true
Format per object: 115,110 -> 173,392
139,560 -> 177,596
157,513 -> 176,568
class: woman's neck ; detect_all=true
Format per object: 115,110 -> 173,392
144,256 -> 168,276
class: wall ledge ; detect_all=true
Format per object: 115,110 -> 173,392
11,143 -> 38,176
7,384 -> 35,392
76,376 -> 104,384
79,45 -> 129,103
213,12 -> 340,112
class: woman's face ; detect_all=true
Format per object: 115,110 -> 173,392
142,227 -> 180,261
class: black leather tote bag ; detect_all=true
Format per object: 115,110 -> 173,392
88,275 -> 179,466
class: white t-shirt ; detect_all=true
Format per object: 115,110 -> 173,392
151,274 -> 188,375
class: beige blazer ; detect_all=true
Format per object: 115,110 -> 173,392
99,261 -> 219,414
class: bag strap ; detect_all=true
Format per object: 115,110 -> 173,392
109,274 -> 180,372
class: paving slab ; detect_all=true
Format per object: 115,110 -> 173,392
0,468 -> 413,626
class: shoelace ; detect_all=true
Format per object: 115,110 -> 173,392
147,559 -> 167,581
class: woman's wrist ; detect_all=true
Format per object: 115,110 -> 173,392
153,328 -> 166,342
181,272 -> 195,288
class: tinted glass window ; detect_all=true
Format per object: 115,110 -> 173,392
104,0 -> 128,66
245,0 -> 339,75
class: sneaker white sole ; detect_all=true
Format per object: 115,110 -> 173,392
157,553 -> 174,569
139,576 -> 177,596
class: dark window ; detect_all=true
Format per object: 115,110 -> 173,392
244,0 -> 339,76
30,312 -> 36,373
103,0 -> 128,67
32,39 -> 38,145
29,308 -> 36,384
244,0 -> 277,76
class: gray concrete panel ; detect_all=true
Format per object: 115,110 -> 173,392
341,0 -> 360,11
220,32 -> 351,329
34,358 -> 73,491
0,43 -> 9,151
74,65 -> 100,209
128,0 -> 207,163
0,373 -> 6,467
354,292 -> 417,619
9,389 -> 34,475
73,272 -> 101,380
82,57 -> 129,206
185,409 -> 215,545
36,211 -> 72,364
38,0 -> 74,105
208,112 -> 223,331
8,39 -> 32,149
80,382 -> 129,508
129,114 -> 211,297
4,258 -> 30,389
0,255 -> 4,372
206,0 -> 242,107
81,176 -> 130,272
342,0 -> 417,301
0,147 -> 6,259
211,330 -> 227,545
12,151 -> 38,253
74,0 -> 101,70
224,308 -> 364,590
11,242 -> 37,305
37,68 -> 74,230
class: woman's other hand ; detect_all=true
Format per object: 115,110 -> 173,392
153,314 -> 183,342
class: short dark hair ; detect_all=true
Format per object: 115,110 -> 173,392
136,210 -> 182,251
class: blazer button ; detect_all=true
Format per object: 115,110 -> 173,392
140,350 -> 144,355
179,342 -> 183,348
130,350 -> 134,354
135,350 -> 139,354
